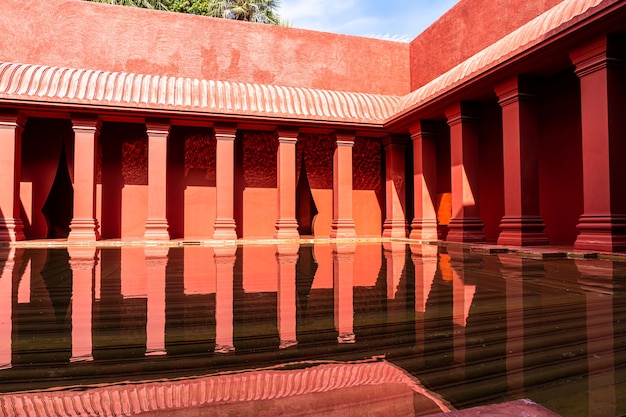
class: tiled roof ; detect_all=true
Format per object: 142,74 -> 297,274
0,62 -> 400,124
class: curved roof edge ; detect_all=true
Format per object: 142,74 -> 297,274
0,61 -> 400,125
0,361 -> 452,416
395,0 -> 610,115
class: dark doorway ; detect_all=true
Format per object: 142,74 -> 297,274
296,159 -> 318,236
41,143 -> 73,238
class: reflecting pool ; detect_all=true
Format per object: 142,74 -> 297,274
0,243 -> 625,416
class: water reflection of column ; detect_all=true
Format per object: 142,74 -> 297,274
333,243 -> 355,343
215,246 -> 236,353
69,247 -> 98,362
576,260 -> 616,416
0,248 -> 16,368
448,247 -> 476,365
145,247 -> 169,356
498,254 -> 527,395
411,244 -> 438,356
384,242 -> 406,301
277,244 -> 299,348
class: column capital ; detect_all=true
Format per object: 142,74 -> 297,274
444,102 -> 479,127
71,114 -> 101,136
214,123 -> 237,140
334,130 -> 355,147
495,76 -> 539,106
0,110 -> 27,131
276,126 -> 299,144
570,35 -> 626,78
409,120 -> 438,140
145,118 -> 171,136
382,134 -> 408,149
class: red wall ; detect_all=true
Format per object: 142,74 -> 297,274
0,0 -> 410,96
409,0 -> 564,89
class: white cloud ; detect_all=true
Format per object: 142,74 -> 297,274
278,0 -> 460,42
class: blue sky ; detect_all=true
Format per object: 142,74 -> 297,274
279,0 -> 461,42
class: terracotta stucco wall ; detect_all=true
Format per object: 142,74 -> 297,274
409,0 -> 564,89
0,0 -> 410,95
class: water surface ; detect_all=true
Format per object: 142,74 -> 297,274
0,243 -> 625,416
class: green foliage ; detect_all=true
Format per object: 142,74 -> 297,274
88,0 -> 170,10
85,0 -> 290,26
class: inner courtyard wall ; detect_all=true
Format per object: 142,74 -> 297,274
0,0 -> 410,96
409,0 -> 565,89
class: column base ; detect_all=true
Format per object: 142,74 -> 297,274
446,217 -> 485,243
409,218 -> 438,240
144,218 -> 170,240
574,215 -> 626,252
274,218 -> 300,240
279,339 -> 298,349
214,344 -> 235,354
497,216 -> 549,246
330,219 -> 356,239
0,218 -> 25,242
213,218 -> 237,240
382,219 -> 408,238
68,218 -> 100,241
337,332 -> 356,344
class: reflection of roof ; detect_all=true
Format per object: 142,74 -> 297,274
0,0 -> 611,126
0,361 -> 452,416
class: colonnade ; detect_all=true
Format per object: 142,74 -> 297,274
0,37 -> 624,249
410,35 -> 626,251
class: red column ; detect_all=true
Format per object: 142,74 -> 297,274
571,36 -> 626,252
445,103 -> 485,243
276,244 -> 299,348
275,128 -> 299,239
144,120 -> 170,240
213,124 -> 238,240
331,132 -> 356,239
382,136 -> 408,238
333,243 -> 355,343
496,76 -> 548,246
69,116 -> 101,241
410,121 -> 438,240
69,247 -> 97,362
214,246 -> 236,353
0,111 -> 26,242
